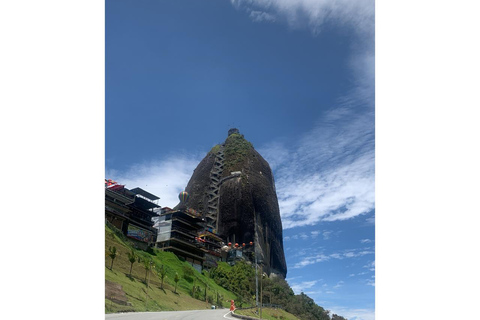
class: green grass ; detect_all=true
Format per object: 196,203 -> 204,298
235,307 -> 301,320
105,225 -> 236,313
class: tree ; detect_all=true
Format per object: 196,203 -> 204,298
108,246 -> 117,271
183,265 -> 195,283
194,285 -> 202,299
143,258 -> 153,284
174,272 -> 180,293
204,283 -> 208,303
157,265 -> 167,289
216,291 -> 224,308
127,249 -> 138,278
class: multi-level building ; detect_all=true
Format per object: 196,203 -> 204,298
105,181 -> 160,250
154,208 -> 207,272
197,229 -> 224,269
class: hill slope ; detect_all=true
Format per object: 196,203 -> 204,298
105,224 -> 236,313
105,224 -> 346,320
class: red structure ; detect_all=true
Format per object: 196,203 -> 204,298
230,299 -> 235,311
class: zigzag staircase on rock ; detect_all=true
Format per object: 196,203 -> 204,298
205,146 -> 224,230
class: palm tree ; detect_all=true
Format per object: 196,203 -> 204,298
127,249 -> 138,278
158,265 -> 167,289
174,272 -> 180,293
108,246 -> 117,270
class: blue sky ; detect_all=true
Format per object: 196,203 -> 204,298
106,1 -> 375,319
2,2 -> 480,320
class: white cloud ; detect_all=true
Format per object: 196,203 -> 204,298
322,231 -> 332,240
344,251 -> 355,258
326,306 -> 375,320
230,0 -> 374,39
257,141 -> 289,171
292,248 -> 374,269
106,153 -> 203,208
363,260 -> 375,272
365,215 -> 375,224
360,239 -> 372,243
310,230 -> 320,238
329,253 -> 342,259
289,280 -> 319,294
292,258 -> 316,269
365,277 -> 375,287
249,10 -> 276,22
269,139 -> 375,228
259,61 -> 375,229
236,0 -> 375,230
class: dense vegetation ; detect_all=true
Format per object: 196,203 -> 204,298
223,133 -> 254,175
209,261 -> 347,320
106,223 -> 347,319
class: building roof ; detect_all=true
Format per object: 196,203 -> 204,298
129,187 -> 160,201
105,188 -> 135,205
133,196 -> 160,212
198,231 -> 223,242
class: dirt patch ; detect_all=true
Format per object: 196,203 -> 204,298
105,280 -> 132,306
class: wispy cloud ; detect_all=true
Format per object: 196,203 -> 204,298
230,0 -> 374,38
257,53 -> 374,230
310,230 -> 320,239
261,105 -> 375,228
284,230 -> 337,241
322,231 -> 332,240
289,280 -> 319,294
363,260 -> 375,272
299,233 -> 309,240
249,10 -> 276,23
326,306 -> 375,320
365,275 -> 375,287
365,215 -> 375,225
244,0 -> 375,230
105,153 -> 203,208
292,248 -> 374,269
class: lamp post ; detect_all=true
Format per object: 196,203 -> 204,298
254,212 -> 259,311
255,247 -> 259,309
145,260 -> 154,311
260,265 -> 263,319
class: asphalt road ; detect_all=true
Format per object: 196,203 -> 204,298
105,309 -> 237,320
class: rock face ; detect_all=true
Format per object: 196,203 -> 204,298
178,130 -> 287,278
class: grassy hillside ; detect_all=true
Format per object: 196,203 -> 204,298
105,225 -> 236,313
105,224 -> 344,320
236,307 -> 300,320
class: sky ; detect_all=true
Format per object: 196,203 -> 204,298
106,0 -> 374,319
2,1 -> 480,320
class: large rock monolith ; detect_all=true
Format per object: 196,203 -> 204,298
176,129 -> 287,278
